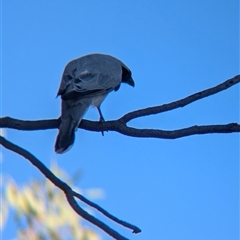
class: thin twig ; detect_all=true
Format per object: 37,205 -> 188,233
120,75 -> 240,123
73,191 -> 141,233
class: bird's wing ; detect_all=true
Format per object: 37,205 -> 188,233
57,54 -> 122,100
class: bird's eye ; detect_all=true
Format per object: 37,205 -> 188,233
63,75 -> 73,82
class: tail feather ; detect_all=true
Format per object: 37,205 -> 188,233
55,116 -> 77,153
55,100 -> 89,154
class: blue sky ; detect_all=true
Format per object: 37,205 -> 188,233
2,1 -> 239,240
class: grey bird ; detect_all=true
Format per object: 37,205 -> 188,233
55,53 -> 135,154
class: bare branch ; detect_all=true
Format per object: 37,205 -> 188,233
1,76 -> 239,239
0,136 -> 141,240
1,75 -> 239,138
73,191 -> 141,234
120,74 -> 240,122
109,123 -> 240,138
0,117 -> 60,131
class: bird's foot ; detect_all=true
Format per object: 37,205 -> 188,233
99,116 -> 106,136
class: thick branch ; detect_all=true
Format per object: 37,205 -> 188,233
1,75 -> 239,138
0,136 -> 140,239
0,117 -> 239,138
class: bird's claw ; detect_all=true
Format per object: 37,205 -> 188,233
99,117 -> 105,136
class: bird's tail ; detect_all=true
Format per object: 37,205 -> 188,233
55,101 -> 89,154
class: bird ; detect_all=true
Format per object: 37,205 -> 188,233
54,53 -> 135,154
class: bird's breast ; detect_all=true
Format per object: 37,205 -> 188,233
91,94 -> 108,107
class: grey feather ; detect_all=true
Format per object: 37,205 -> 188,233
55,53 -> 134,154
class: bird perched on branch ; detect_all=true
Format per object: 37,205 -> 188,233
55,53 -> 135,154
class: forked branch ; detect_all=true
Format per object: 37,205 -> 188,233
1,75 -> 239,239
1,75 -> 239,136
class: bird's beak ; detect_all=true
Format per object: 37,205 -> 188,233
127,77 -> 135,87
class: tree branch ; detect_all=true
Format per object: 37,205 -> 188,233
0,136 -> 140,240
1,75 -> 239,138
1,75 -> 239,239
120,74 -> 240,122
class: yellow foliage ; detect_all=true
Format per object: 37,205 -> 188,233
2,163 -> 102,240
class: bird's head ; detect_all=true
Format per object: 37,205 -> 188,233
121,65 -> 135,87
